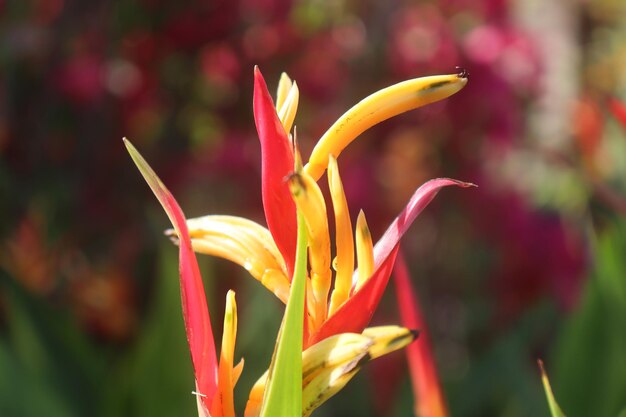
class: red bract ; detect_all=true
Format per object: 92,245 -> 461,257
124,139 -> 218,413
249,68 -> 471,347
310,246 -> 400,345
310,178 -> 474,346
253,67 -> 297,277
395,252 -> 449,417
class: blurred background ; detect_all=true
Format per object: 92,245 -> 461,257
1,0 -> 626,416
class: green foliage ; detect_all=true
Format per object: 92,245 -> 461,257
259,213 -> 308,417
0,243 -> 198,417
100,243 -> 196,417
554,218 -> 626,417
0,272 -> 103,417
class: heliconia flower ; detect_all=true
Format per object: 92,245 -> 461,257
125,139 -> 421,417
131,66 -> 472,417
394,251 -> 449,417
182,67 -> 472,347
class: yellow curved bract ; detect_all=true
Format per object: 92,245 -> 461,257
305,73 -> 468,180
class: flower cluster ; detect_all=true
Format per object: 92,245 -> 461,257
126,67 -> 469,416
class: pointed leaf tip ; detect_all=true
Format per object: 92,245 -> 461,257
124,139 -> 219,408
373,178 -> 475,267
538,359 -> 567,417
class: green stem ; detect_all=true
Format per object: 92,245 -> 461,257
260,211 -> 308,417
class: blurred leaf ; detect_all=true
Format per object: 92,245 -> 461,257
0,340 -> 74,417
447,301 -> 555,417
99,243 -> 197,417
554,218 -> 626,417
234,281 -> 282,411
0,272 -> 105,417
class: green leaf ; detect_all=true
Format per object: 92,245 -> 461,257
259,212 -> 308,417
554,218 -> 626,417
0,273 -> 104,417
538,360 -> 566,417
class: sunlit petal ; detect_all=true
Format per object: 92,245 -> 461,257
278,81 -> 299,134
212,290 -> 239,417
275,72 -> 293,111
247,327 -> 417,417
354,210 -> 374,293
327,155 -> 354,316
168,215 -> 290,303
288,170 -> 332,329
302,366 -> 360,417
304,73 -> 468,180
360,325 -> 418,360
244,378 -> 264,417
233,358 -> 245,386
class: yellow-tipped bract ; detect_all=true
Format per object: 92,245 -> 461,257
304,73 -> 468,180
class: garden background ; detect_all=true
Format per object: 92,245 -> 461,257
1,0 -> 626,416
